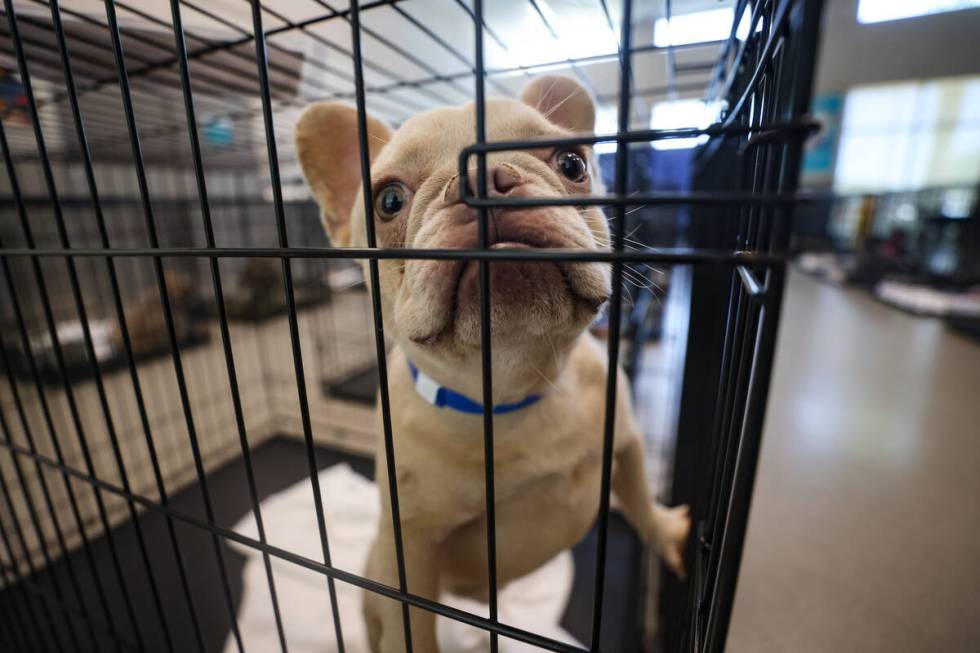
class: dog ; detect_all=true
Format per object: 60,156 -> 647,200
296,75 -> 690,653
113,269 -> 198,357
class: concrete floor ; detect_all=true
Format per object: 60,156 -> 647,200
726,271 -> 980,652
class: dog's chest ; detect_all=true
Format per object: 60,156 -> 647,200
496,430 -> 604,538
399,394 -> 606,530
495,408 -> 603,498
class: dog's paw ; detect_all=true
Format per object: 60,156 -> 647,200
654,504 -> 690,579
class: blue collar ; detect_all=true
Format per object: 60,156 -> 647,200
407,360 -> 542,415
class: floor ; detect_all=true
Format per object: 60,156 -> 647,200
0,437 -> 644,652
726,271 -> 980,652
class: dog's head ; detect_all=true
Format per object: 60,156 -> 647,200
296,76 -> 610,364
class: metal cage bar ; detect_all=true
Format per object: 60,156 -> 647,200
665,2 -> 825,652
347,0 -> 416,647
101,1 -> 246,649
46,1 -> 194,649
0,248 -> 97,652
3,5 -> 148,647
591,0 -> 633,648
0,424 -> 65,652
169,1 -> 289,651
249,1 -> 347,650
471,1 -> 499,651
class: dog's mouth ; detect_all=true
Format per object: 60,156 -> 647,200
456,241 -> 529,294
398,206 -> 611,348
453,243 -> 603,312
424,246 -> 607,347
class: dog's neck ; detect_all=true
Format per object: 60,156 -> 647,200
402,332 -> 582,405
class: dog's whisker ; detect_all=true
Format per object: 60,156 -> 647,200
635,263 -> 668,283
621,268 -> 656,291
622,235 -> 663,252
619,272 -> 642,290
629,267 -> 662,290
528,359 -> 569,401
541,89 -> 579,123
621,277 -> 651,294
533,76 -> 563,116
544,332 -> 561,378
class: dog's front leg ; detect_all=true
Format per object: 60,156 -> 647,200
364,527 -> 441,653
612,433 -> 690,578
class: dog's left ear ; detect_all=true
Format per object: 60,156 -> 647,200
295,102 -> 392,246
520,75 -> 595,134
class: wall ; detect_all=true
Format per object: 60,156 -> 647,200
814,0 -> 980,94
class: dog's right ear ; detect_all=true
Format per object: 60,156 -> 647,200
295,102 -> 392,246
520,75 -> 595,134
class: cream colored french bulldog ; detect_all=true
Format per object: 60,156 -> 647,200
296,75 -> 690,653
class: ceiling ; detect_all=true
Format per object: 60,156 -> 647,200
0,0 -> 732,168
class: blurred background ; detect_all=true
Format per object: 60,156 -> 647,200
0,1 -> 978,652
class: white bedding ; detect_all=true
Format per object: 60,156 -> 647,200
224,463 -> 581,652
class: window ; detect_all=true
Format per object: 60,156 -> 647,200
833,76 -> 980,192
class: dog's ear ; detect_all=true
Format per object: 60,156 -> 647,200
295,102 -> 392,246
520,75 -> 595,134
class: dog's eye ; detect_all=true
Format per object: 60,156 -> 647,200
555,150 -> 588,182
374,183 -> 408,221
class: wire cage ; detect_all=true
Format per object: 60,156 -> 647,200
0,0 -> 823,652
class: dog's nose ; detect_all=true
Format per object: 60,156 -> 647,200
467,163 -> 523,197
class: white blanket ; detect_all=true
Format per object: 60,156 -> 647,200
224,463 -> 580,652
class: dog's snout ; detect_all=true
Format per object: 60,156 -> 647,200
490,164 -> 523,194
466,163 -> 523,197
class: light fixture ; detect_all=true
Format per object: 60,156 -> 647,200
857,0 -> 980,24
492,1 -> 617,71
594,107 -> 620,155
653,6 -> 758,48
650,99 -> 721,150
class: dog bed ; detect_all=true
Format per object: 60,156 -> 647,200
224,463 -> 581,652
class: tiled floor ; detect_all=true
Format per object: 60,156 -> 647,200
727,271 -> 980,652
